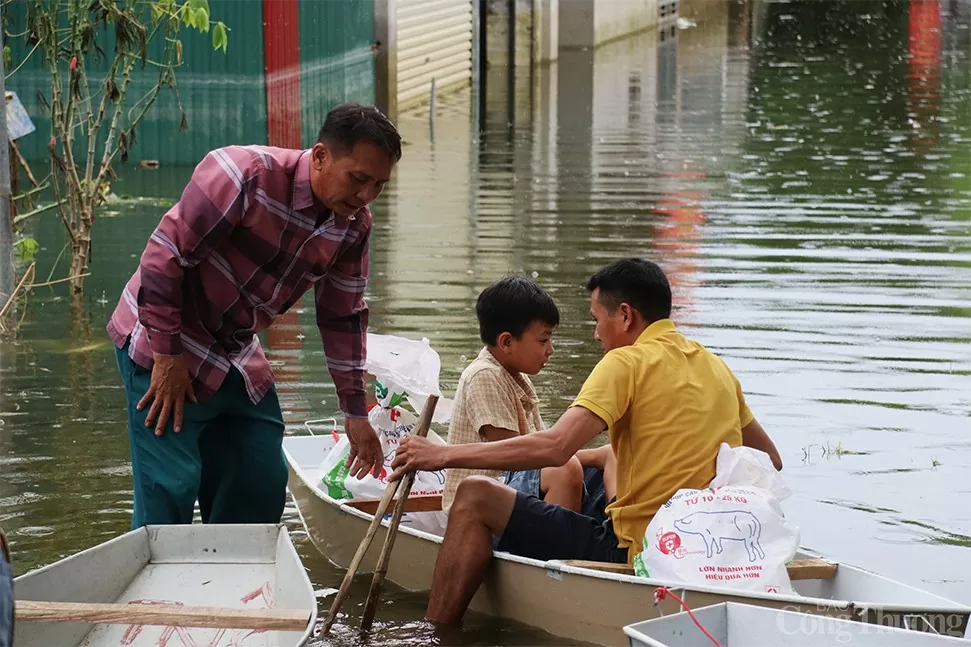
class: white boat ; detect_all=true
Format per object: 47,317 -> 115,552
624,601 -> 971,646
14,523 -> 317,647
283,433 -> 971,647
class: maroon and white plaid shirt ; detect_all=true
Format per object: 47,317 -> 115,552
107,145 -> 370,418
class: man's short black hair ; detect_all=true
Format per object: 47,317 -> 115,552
586,258 -> 672,322
476,276 -> 560,346
317,103 -> 402,163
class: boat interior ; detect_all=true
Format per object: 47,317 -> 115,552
14,525 -> 312,647
283,433 -> 971,623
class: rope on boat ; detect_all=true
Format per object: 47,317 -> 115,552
653,587 -> 723,647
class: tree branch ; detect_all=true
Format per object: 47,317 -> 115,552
5,40 -> 40,79
94,57 -> 135,191
84,50 -> 122,195
59,1 -> 82,192
96,13 -> 178,189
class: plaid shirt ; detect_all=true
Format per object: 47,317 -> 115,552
107,145 -> 370,418
442,348 -> 545,511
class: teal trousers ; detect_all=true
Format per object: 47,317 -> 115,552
115,344 -> 288,529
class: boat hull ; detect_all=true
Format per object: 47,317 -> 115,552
624,602 -> 971,647
14,523 -> 316,647
284,436 -> 971,647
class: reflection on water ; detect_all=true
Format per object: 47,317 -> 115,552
1,1 -> 970,644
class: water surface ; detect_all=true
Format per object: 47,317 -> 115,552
1,1 -> 970,645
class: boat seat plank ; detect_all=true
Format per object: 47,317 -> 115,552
345,494 -> 442,515
15,600 -> 310,630
561,558 -> 838,581
562,560 -> 636,575
786,558 -> 839,580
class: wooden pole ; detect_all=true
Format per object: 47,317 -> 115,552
321,395 -> 439,634
15,601 -> 310,630
321,466 -> 403,634
0,18 -> 15,302
0,260 -> 34,324
360,394 -> 439,631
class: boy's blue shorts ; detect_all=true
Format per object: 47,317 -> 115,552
492,467 -> 607,550
502,468 -> 543,499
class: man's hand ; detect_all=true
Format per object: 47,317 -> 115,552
344,417 -> 384,479
138,353 -> 197,436
389,436 -> 446,482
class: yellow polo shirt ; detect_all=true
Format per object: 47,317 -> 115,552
572,319 -> 751,562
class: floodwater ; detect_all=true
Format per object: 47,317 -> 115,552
2,0 -> 970,645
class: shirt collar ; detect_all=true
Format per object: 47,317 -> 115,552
476,347 -> 538,407
293,149 -> 358,226
292,150 -> 315,211
634,318 -> 677,345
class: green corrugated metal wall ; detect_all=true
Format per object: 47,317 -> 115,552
299,0 -> 376,145
5,0 -> 377,166
158,0 -> 269,162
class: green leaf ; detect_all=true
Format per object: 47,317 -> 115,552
180,2 -> 194,29
14,237 -> 39,263
3,45 -> 12,67
192,6 -> 210,32
188,0 -> 210,15
212,21 -> 227,53
188,0 -> 210,31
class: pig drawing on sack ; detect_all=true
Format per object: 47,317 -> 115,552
673,510 -> 766,562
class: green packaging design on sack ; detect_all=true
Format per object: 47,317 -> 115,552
633,553 -> 650,578
374,378 -> 407,409
322,453 -> 353,500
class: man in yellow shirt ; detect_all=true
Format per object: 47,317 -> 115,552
391,258 -> 782,624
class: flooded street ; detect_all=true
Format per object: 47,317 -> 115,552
2,0 -> 970,644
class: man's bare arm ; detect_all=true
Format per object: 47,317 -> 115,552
480,425 -> 519,442
742,418 -> 782,470
390,407 -> 606,479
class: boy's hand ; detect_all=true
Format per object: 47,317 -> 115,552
389,436 -> 445,481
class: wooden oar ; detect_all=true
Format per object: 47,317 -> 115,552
321,394 -> 440,634
360,394 -> 439,630
15,600 -> 309,630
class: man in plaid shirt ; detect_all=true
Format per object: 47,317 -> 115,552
0,528 -> 11,647
107,104 -> 400,527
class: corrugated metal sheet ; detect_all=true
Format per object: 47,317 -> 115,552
397,0 -> 473,109
5,0 -> 267,166
5,0 -> 378,165
299,0 -> 376,146
264,0 -> 303,148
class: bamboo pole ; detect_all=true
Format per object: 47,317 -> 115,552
320,473 -> 402,634
0,22 -> 14,301
321,395 -> 440,634
0,260 -> 35,321
360,394 -> 439,630
15,601 -> 310,630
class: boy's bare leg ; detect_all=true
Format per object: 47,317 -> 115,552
576,444 -> 609,469
602,446 -> 617,501
539,455 -> 584,511
426,477 -> 516,624
577,444 -> 617,501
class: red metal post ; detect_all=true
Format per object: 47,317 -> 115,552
906,0 -> 941,152
263,0 -> 303,148
263,1 -> 305,396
